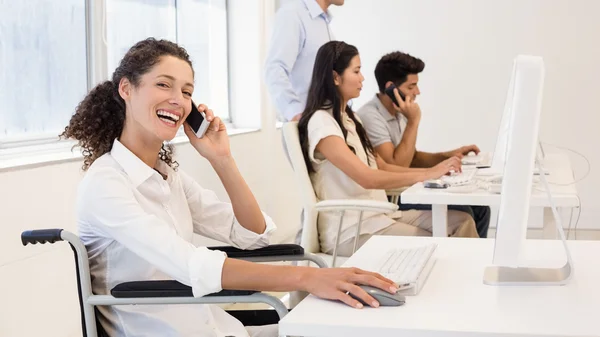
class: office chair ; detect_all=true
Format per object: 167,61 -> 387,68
281,122 -> 399,267
21,229 -> 327,337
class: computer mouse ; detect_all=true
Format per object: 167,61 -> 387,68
424,179 -> 449,189
349,285 -> 406,307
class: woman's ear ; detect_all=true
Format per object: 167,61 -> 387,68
333,71 -> 341,86
118,77 -> 132,101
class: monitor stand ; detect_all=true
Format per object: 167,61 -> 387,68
483,155 -> 574,286
483,262 -> 571,285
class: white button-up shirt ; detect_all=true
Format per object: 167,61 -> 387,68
264,0 -> 334,121
307,109 -> 396,253
77,139 -> 276,336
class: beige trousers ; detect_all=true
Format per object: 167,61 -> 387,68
330,209 -> 478,257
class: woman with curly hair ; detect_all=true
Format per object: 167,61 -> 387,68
61,38 -> 397,337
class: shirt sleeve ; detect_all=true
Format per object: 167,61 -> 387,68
179,170 -> 276,250
264,7 -> 305,121
77,167 -> 226,298
357,106 -> 392,147
307,110 -> 345,165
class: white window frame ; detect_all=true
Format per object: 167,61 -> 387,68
0,0 -> 259,171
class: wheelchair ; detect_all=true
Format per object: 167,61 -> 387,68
21,229 -> 327,337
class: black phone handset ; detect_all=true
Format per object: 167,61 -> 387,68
185,100 -> 210,138
384,83 -> 406,107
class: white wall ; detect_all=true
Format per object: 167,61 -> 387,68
330,0 -> 600,229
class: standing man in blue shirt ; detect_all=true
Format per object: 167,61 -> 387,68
264,0 -> 344,122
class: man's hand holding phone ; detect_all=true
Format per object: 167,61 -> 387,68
384,84 -> 421,122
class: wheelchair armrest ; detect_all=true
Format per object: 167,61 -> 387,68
21,229 -> 64,245
208,244 -> 304,258
111,280 -> 257,298
210,244 -> 327,268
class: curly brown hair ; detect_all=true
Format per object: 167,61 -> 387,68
60,38 -> 193,171
374,51 -> 425,93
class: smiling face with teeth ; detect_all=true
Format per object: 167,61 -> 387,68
118,55 -> 195,147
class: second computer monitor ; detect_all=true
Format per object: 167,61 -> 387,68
489,57 -> 546,173
492,55 -> 545,267
488,58 -> 517,172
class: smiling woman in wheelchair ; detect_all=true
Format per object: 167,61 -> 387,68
59,38 -> 397,337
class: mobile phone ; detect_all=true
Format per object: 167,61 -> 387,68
384,83 -> 406,106
186,101 -> 210,138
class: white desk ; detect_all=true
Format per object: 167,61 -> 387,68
280,236 -> 600,337
401,153 -> 579,237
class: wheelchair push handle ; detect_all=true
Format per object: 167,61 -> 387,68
21,229 -> 64,246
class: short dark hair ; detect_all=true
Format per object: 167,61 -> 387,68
374,51 -> 425,93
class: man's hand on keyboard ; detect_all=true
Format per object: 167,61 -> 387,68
445,144 -> 481,159
302,267 -> 398,309
429,156 -> 462,179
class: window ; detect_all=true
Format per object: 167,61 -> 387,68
106,0 -> 230,120
0,0 -> 230,165
0,0 -> 87,142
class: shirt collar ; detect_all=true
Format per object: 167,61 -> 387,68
110,139 -> 163,188
303,0 -> 333,22
372,94 -> 397,122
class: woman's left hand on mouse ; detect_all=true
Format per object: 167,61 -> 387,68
184,103 -> 231,162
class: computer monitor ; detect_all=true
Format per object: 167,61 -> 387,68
488,59 -> 517,172
487,57 -> 546,174
483,55 -> 572,285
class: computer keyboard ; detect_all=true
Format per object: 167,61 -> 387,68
375,243 -> 437,295
441,168 -> 477,186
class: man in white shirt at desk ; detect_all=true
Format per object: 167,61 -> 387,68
264,0 -> 344,121
357,51 -> 491,238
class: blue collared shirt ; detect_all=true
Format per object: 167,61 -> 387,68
264,0 -> 333,121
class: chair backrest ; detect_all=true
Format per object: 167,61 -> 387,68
282,122 -> 321,255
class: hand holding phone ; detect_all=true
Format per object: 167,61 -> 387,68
384,83 -> 421,121
186,100 -> 211,138
384,83 -> 406,107
184,103 -> 232,161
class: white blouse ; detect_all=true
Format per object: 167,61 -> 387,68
77,139 -> 276,337
307,109 -> 396,253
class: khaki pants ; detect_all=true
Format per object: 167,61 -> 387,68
330,209 -> 478,257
